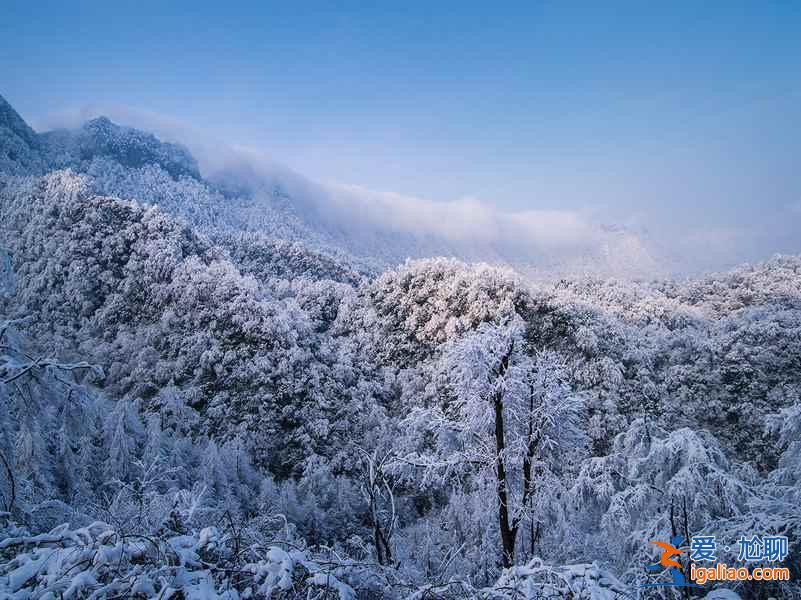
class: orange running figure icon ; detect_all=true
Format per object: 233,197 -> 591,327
650,540 -> 684,568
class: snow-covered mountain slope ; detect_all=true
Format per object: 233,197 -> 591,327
42,116 -> 201,180
2,93 -> 800,598
0,93 -> 669,279
0,95 -> 46,175
0,94 -> 373,283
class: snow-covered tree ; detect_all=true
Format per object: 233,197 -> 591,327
400,321 -> 585,567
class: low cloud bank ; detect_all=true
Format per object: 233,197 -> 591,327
36,104 -> 606,259
32,104 -> 801,276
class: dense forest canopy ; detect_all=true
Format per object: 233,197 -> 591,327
0,94 -> 799,599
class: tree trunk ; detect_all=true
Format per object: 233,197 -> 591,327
373,521 -> 393,566
493,388 -> 516,568
519,381 -> 540,559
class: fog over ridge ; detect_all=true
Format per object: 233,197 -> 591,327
30,103 -> 799,277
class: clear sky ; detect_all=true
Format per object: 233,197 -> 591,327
2,0 -> 800,265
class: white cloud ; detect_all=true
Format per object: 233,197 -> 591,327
320,183 -> 601,254
54,101 -> 771,279
38,105 -> 603,256
28,102 -> 801,276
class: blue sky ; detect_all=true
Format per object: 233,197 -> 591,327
2,1 -> 800,265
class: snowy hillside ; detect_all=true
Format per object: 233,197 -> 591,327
4,94 -> 673,277
1,93 -> 799,599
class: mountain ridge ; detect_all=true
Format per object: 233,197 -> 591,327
0,93 -> 675,279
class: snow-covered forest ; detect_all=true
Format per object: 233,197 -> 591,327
1,93 -> 799,599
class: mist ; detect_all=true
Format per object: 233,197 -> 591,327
31,103 -> 801,276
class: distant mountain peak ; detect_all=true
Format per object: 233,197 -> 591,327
77,116 -> 201,180
0,93 -> 38,147
0,93 -> 203,180
0,93 -> 45,174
